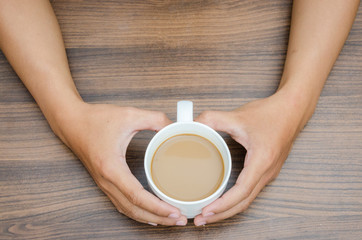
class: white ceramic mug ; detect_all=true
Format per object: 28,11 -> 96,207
144,101 -> 232,218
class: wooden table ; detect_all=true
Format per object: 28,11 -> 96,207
1,1 -> 361,239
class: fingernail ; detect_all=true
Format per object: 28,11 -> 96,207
168,213 -> 180,219
203,212 -> 215,217
176,220 -> 187,226
195,221 -> 206,226
148,222 -> 157,226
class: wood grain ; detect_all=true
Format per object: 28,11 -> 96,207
1,0 -> 361,239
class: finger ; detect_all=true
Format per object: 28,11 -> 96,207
131,108 -> 172,132
118,108 -> 172,155
102,181 -> 188,226
195,110 -> 239,135
105,187 -> 187,226
105,160 -> 185,220
200,152 -> 266,217
194,172 -> 267,226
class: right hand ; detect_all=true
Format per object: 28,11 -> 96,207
52,102 -> 188,226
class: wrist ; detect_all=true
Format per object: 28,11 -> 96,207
39,92 -> 86,141
275,83 -> 319,129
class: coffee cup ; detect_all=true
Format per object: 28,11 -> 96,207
144,101 -> 232,218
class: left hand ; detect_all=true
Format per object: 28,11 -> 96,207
193,91 -> 309,226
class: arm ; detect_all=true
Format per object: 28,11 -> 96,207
0,0 -> 187,226
194,0 -> 359,225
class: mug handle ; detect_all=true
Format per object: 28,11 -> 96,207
177,101 -> 193,122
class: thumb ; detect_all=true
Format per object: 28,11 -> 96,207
195,110 -> 239,136
133,109 -> 172,132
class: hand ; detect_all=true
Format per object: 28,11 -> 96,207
53,103 -> 188,226
194,91 -> 308,225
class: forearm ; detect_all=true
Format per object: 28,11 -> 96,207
0,0 -> 83,134
278,0 -> 359,124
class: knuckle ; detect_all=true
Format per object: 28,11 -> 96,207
116,207 -> 125,215
236,182 -> 253,198
269,170 -> 280,182
96,159 -> 114,180
130,208 -> 148,223
153,111 -> 169,125
159,112 -> 169,123
242,186 -> 253,198
95,178 -> 109,191
127,188 -> 142,206
153,206 -> 167,217
122,205 -> 138,219
260,148 -> 277,169
268,176 -> 277,183
238,200 -> 252,213
199,111 -> 212,120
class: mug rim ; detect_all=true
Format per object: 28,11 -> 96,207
144,121 -> 232,205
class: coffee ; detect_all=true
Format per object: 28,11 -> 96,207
151,134 -> 224,201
